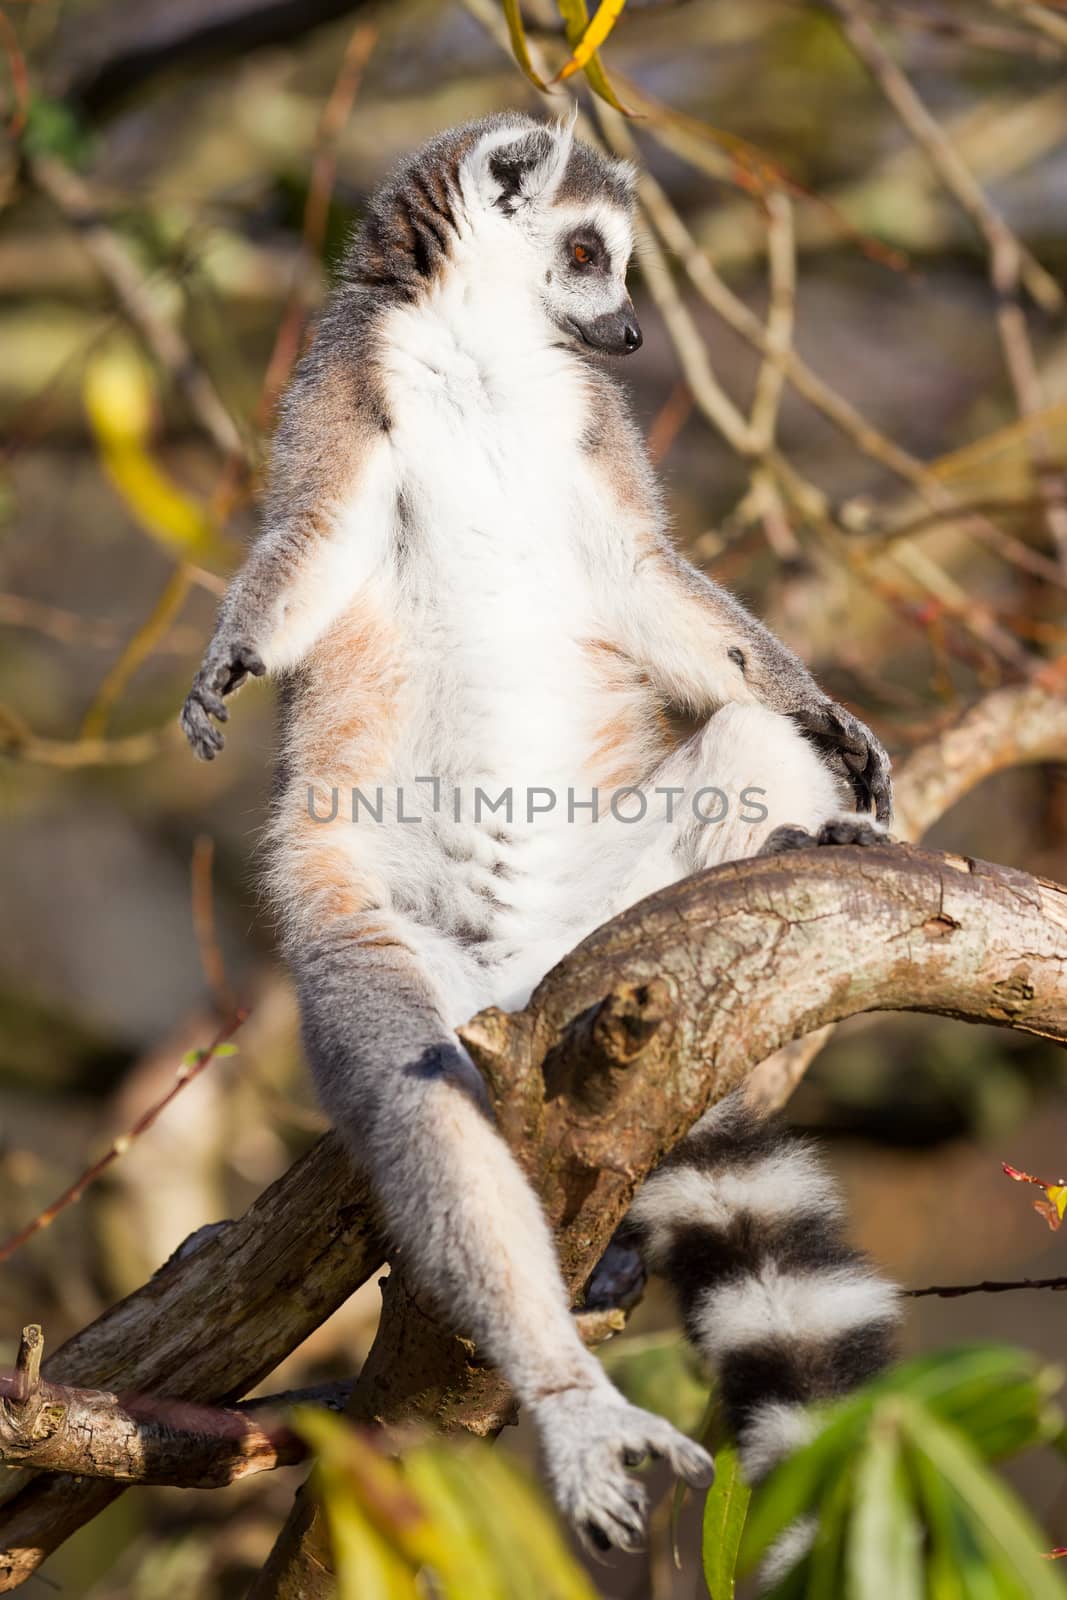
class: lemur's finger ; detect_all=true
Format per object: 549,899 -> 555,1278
581,1484 -> 647,1555
667,1435 -> 716,1489
870,765 -> 893,825
235,644 -> 266,677
197,689 -> 229,721
638,1416 -> 715,1488
180,698 -> 225,760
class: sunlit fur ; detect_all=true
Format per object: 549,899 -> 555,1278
181,114 -> 896,1559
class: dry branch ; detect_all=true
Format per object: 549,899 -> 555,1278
257,838 -> 1067,1595
0,1326 -> 323,1487
0,681 -> 1065,1587
0,1141 -> 386,1589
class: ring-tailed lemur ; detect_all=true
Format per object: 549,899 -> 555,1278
181,114 -> 898,1561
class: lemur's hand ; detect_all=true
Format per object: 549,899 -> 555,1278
180,639 -> 265,761
790,697 -> 893,824
532,1383 -> 714,1554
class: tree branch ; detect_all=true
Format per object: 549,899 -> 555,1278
259,839 -> 1067,1595
0,1327 -> 357,1487
0,1140 -> 386,1589
1,681 -> 1065,1588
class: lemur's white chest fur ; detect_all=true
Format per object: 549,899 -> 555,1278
294,271 -> 664,992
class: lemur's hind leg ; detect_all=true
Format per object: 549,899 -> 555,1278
679,703 -> 885,871
288,908 -> 713,1552
606,702 -> 879,919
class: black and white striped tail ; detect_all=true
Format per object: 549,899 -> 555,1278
628,1092 -> 899,1573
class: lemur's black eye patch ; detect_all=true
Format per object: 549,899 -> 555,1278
565,226 -> 609,273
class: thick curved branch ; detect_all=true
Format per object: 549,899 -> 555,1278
254,838 -> 1067,1596
1,681 -> 1065,1588
746,675 -> 1067,1110
0,1327 -> 356,1487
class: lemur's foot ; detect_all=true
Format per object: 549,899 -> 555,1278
584,1238 -> 646,1312
759,816 -> 889,857
532,1385 -> 714,1554
180,641 -> 265,760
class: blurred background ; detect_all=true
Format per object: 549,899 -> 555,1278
1,0 -> 1067,1594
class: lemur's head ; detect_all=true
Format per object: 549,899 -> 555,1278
351,114 -> 641,356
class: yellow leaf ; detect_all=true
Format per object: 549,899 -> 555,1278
554,0 -> 627,82
555,0 -> 637,114
1003,1164 -> 1067,1232
83,345 -> 221,559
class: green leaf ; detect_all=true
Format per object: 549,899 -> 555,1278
453,1444 -> 600,1599
845,1406 -> 922,1600
702,1444 -> 750,1600
22,96 -> 94,166
297,1412 -> 421,1600
738,1396 -> 870,1574
803,1463 -> 853,1596
902,1399 -> 1066,1600
907,1439 -> 1011,1600
502,0 -> 550,93
399,1448 -> 506,1600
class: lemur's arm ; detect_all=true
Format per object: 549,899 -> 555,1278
584,378 -> 892,821
181,322 -> 393,760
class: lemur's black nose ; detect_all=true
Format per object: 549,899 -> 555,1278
623,319 -> 642,352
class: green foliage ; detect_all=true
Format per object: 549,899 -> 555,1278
20,95 -> 93,167
702,1443 -> 751,1600
723,1345 -> 1066,1599
295,1408 -> 599,1600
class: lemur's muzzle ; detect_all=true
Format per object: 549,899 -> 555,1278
571,299 -> 643,356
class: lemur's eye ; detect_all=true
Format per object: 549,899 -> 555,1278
573,242 -> 591,265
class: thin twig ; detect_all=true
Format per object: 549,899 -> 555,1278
0,595 -> 123,647
905,1275 -> 1067,1298
0,9 -> 29,135
30,155 -> 245,460
833,1 -> 1067,571
0,703 -> 169,766
0,1011 -> 247,1267
827,0 -> 1061,312
645,380 -> 692,464
191,834 -> 234,1015
632,209 -> 754,454
258,20 -> 378,422
80,565 -> 191,739
990,0 -> 1067,50
877,1 -> 1066,59
748,189 -> 796,455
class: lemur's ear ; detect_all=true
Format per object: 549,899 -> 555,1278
466,118 -> 574,215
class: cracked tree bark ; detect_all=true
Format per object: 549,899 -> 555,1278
0,680 -> 1065,1591
0,1327 -> 362,1487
